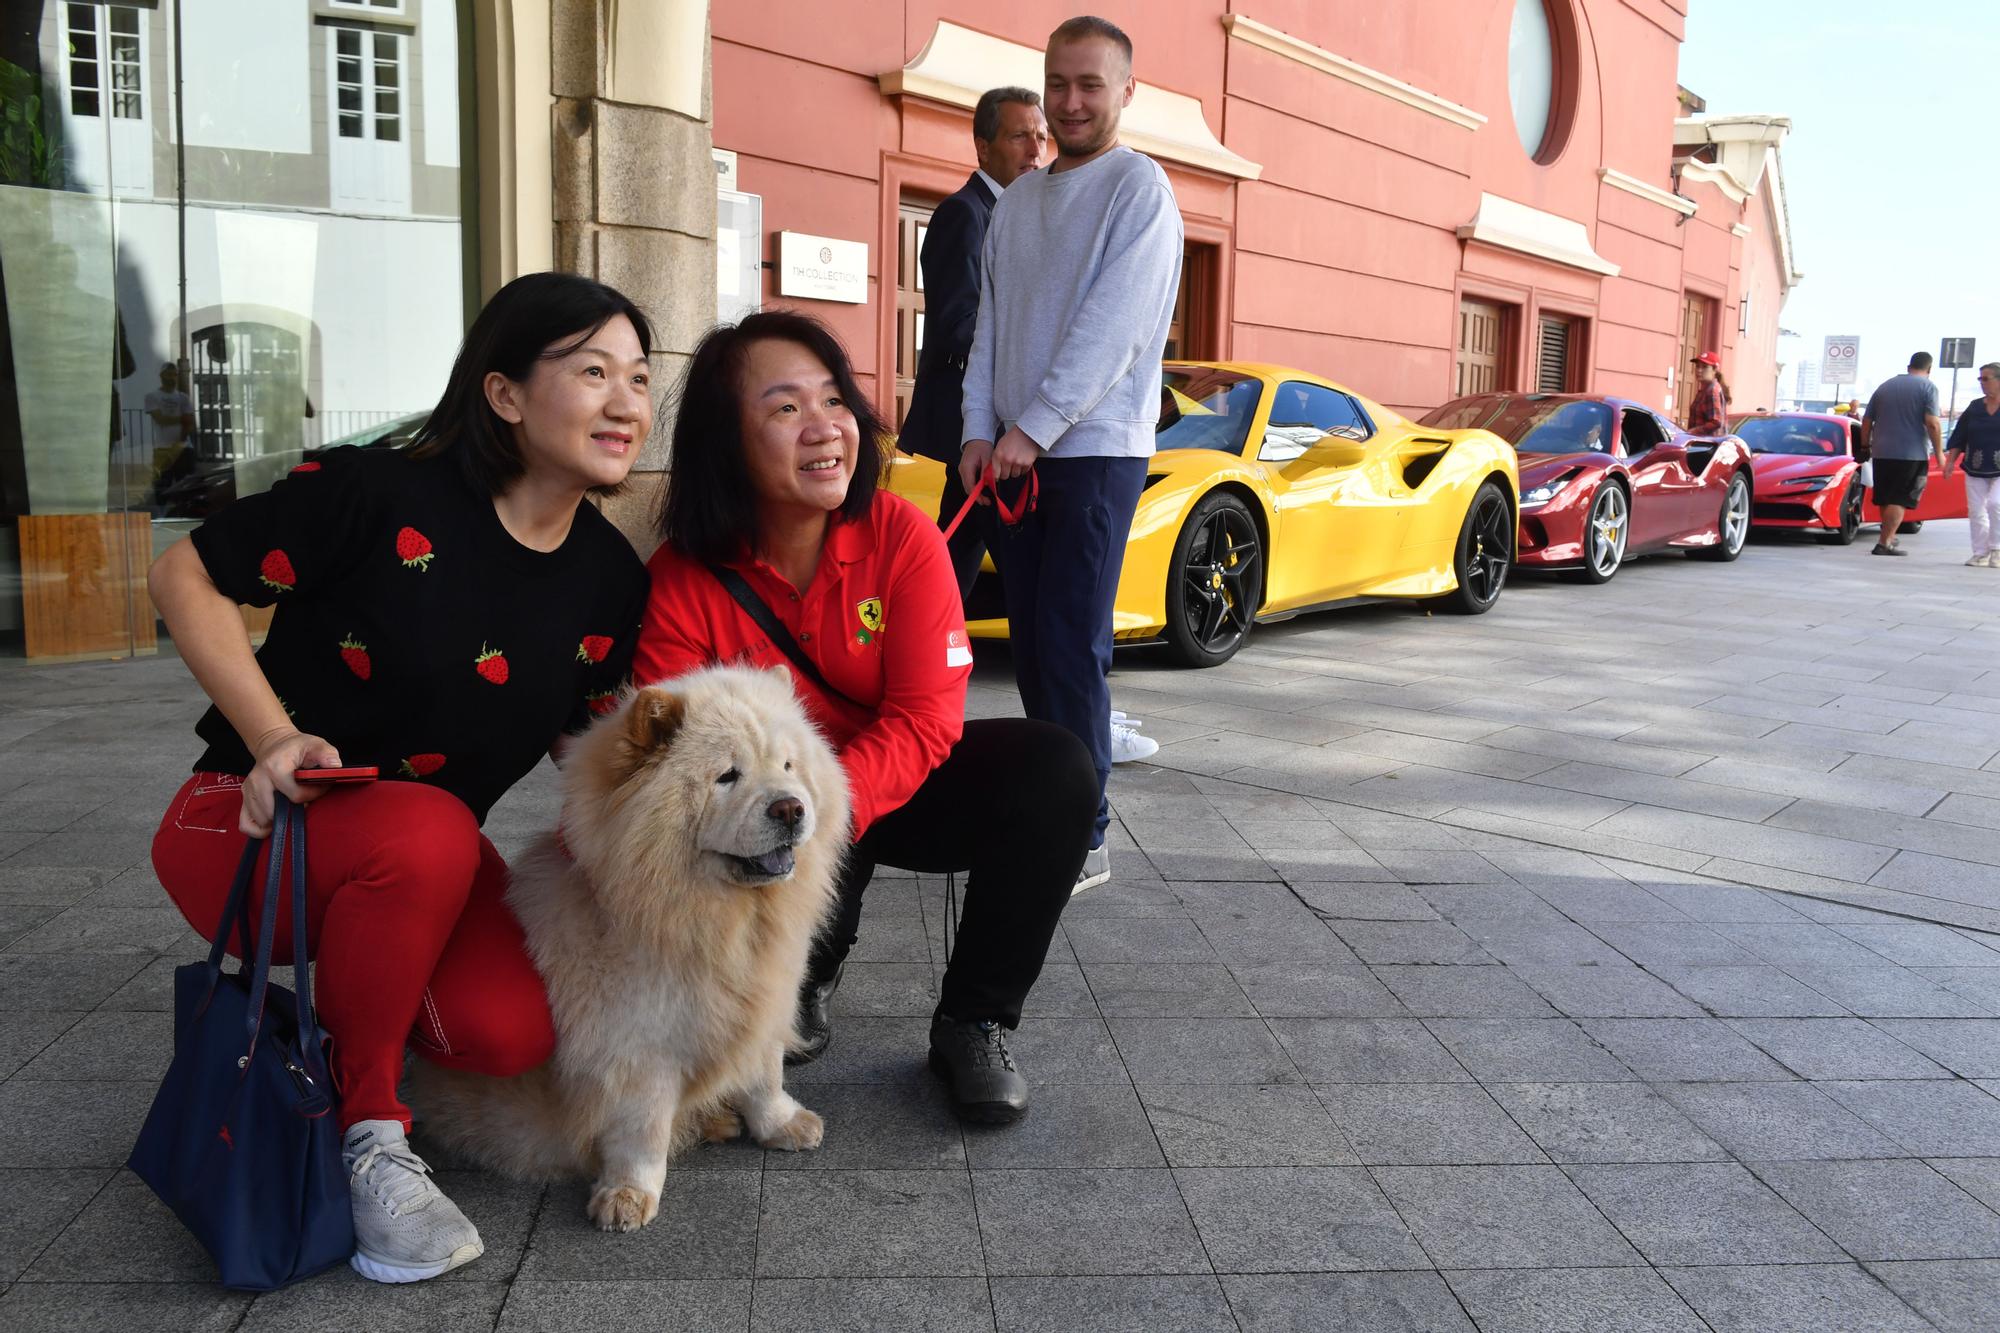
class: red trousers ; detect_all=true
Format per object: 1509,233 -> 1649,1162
152,774 -> 555,1129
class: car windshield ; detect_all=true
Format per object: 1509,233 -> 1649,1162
1731,416 -> 1843,457
1157,368 -> 1262,454
1422,397 -> 1612,454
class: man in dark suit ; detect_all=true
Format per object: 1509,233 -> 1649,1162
903,86 -> 1048,598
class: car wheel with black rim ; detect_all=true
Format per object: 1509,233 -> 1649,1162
1164,491 -> 1263,668
1564,483 -> 1627,584
1820,477 -> 1864,545
1693,471 -> 1751,561
1427,481 -> 1512,614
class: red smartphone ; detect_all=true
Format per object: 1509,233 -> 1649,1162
295,766 -> 379,784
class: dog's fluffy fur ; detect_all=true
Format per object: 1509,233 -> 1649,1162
408,665 -> 847,1231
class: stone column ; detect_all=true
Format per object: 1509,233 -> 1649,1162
550,0 -> 715,551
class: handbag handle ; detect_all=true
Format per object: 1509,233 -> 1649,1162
198,796 -> 320,1073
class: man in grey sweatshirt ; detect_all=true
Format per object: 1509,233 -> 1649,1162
960,15 -> 1182,897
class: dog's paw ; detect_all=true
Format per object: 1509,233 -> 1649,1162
586,1182 -> 659,1232
698,1106 -> 745,1143
756,1105 -> 824,1152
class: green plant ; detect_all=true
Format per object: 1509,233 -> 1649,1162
0,57 -> 65,189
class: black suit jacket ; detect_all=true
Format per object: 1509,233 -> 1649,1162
902,172 -> 997,464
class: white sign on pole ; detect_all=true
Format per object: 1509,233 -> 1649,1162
1822,335 -> 1861,387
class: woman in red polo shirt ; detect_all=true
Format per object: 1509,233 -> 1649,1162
633,312 -> 1095,1125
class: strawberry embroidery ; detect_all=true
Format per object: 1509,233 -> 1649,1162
399,753 -> 446,779
288,461 -> 321,474
577,635 -> 614,664
396,526 -> 436,572
258,550 -> 296,593
585,689 -> 618,717
338,634 -> 371,681
474,643 -> 509,685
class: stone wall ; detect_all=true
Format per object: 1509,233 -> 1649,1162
549,0 -> 715,553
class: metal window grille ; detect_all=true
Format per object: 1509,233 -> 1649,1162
1537,317 -> 1571,394
107,6 -> 142,120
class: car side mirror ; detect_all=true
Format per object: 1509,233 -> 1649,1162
1257,428 -> 1318,463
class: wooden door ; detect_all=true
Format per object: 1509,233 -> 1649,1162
1676,292 -> 1712,420
1456,299 -> 1504,397
893,202 -> 933,430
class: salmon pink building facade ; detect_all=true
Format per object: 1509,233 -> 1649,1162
710,0 -> 1799,427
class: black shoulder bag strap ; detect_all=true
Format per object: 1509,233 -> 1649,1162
706,564 -> 868,711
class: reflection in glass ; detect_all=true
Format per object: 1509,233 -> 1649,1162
1509,0 -> 1555,160
0,1 -> 467,662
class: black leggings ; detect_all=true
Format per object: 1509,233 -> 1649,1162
814,718 -> 1096,1027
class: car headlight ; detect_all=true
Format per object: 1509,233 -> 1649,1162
1521,478 -> 1571,507
1780,476 -> 1832,492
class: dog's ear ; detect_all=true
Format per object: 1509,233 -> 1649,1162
625,689 -> 686,754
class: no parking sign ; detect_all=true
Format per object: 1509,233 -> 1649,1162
1822,336 -> 1861,386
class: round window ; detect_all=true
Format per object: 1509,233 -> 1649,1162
1508,0 -> 1558,160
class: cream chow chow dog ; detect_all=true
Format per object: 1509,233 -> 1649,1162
408,665 -> 848,1231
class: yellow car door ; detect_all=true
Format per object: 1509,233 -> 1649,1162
1255,380 -> 1407,608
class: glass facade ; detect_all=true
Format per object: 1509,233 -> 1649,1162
0,0 -> 469,662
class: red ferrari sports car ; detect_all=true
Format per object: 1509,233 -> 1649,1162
1422,393 -> 1754,582
1731,410 -> 1967,542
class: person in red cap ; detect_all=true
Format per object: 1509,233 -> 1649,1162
1686,351 -> 1731,438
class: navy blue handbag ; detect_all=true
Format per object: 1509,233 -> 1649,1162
130,794 -> 353,1290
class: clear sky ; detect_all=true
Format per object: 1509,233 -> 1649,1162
1678,1 -> 1998,410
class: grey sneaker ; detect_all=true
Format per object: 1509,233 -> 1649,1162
343,1119 -> 484,1283
1074,844 -> 1110,895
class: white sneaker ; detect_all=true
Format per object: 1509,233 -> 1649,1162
343,1119 -> 484,1283
1983,551 -> 2000,568
1967,553 -> 1987,567
1110,719 -> 1159,763
1074,845 -> 1110,895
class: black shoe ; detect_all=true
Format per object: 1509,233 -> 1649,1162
927,1014 -> 1029,1124
1872,542 -> 1907,556
786,961 -> 843,1067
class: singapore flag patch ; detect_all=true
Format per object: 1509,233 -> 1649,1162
945,629 -> 973,668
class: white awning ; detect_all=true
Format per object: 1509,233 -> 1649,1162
879,22 -> 1261,181
1456,193 -> 1620,277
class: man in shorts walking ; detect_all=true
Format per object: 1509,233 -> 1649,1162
1861,352 -> 1944,556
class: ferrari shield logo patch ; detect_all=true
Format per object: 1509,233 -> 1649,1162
855,597 -> 884,636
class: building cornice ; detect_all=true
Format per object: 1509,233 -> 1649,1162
1599,167 -> 1697,217
881,22 -> 1261,180
1676,158 -> 1751,205
1457,193 -> 1620,277
1222,15 -> 1486,132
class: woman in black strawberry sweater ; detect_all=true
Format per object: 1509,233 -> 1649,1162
147,272 -> 652,1284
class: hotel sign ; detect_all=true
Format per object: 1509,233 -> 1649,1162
777,232 -> 868,304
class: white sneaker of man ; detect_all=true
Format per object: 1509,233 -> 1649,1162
1982,551 -> 2000,568
1109,714 -> 1158,763
343,1119 -> 484,1283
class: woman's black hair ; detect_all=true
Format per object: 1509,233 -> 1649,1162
408,271 -> 653,497
655,311 -> 887,562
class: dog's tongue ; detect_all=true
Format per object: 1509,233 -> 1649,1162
746,847 -> 795,878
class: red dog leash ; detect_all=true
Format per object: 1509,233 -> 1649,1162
941,465 -> 1037,541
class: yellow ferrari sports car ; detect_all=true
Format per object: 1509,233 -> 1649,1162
887,361 -> 1519,667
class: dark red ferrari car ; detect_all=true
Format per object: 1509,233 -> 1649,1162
1731,410 -> 1967,543
1422,393 -> 1754,583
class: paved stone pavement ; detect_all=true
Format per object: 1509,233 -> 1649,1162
4,522 -> 2000,1329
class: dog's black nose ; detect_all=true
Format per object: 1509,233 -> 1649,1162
767,797 -> 805,829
